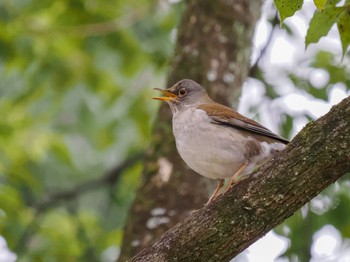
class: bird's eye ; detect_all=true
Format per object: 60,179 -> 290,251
178,88 -> 187,97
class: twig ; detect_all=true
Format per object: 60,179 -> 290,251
26,7 -> 147,37
249,12 -> 279,77
34,152 -> 144,212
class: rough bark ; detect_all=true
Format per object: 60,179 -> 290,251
130,96 -> 350,261
119,0 -> 263,260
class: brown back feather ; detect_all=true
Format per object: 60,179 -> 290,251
197,103 -> 289,144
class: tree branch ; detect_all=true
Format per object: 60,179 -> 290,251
131,96 -> 350,261
249,11 -> 279,77
33,152 -> 144,212
27,8 -> 147,37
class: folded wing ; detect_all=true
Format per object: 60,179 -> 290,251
197,103 -> 289,145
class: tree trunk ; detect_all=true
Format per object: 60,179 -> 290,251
130,96 -> 350,262
119,0 -> 263,260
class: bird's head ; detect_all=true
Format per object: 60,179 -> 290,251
153,79 -> 210,113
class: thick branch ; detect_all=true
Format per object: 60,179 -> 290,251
131,97 -> 350,261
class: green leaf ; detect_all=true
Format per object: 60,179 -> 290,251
314,0 -> 327,10
305,7 -> 344,48
274,0 -> 303,23
337,7 -> 350,58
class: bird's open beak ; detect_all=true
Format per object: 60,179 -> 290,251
153,88 -> 178,101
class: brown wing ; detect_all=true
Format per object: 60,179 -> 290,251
197,103 -> 289,144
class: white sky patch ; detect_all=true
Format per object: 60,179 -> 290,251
291,116 -> 309,137
0,236 -> 16,262
251,14 -> 271,64
282,85 -> 348,120
311,225 -> 341,261
286,15 -> 308,38
239,78 -> 266,114
282,93 -> 330,118
269,35 -> 297,65
329,83 -> 349,104
310,195 -> 333,215
101,246 -> 120,262
254,18 -> 270,48
309,68 -> 330,88
245,231 -> 290,262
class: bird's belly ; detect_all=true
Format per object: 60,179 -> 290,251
173,111 -> 247,179
172,109 -> 285,180
179,139 -> 245,179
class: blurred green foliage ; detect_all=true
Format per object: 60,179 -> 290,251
0,0 -> 180,260
1,0 -> 350,261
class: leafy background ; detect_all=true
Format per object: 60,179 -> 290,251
0,0 -> 349,261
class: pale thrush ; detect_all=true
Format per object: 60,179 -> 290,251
154,79 -> 289,204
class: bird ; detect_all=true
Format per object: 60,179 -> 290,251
153,79 -> 289,205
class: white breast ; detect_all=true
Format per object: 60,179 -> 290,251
172,108 -> 285,180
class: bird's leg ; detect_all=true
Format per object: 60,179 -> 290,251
223,161 -> 249,194
206,179 -> 225,205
